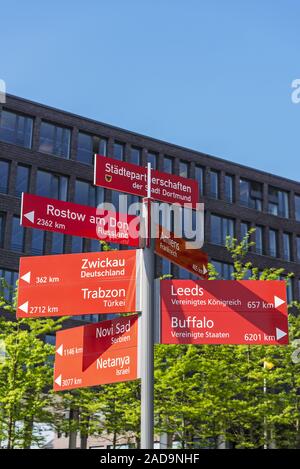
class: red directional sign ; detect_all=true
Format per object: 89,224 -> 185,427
53,315 -> 140,391
21,193 -> 141,247
17,250 -> 141,318
157,280 -> 289,345
154,224 -> 208,278
94,155 -> 199,208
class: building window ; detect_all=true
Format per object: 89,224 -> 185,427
287,280 -> 293,303
11,216 -> 25,252
295,195 -> 300,221
281,276 -> 293,303
0,159 -> 9,194
99,138 -> 107,156
73,314 -> 100,323
77,133 -> 106,164
113,142 -> 124,161
111,142 -> 124,210
195,166 -> 204,197
268,187 -> 289,218
111,183 -> 121,211
283,233 -> 292,261
243,269 -> 253,280
240,179 -> 262,211
45,335 -> 55,363
111,143 -> 124,211
178,267 -> 190,279
162,258 -> 171,276
15,164 -> 30,197
211,215 -> 234,246
128,194 -> 140,209
45,335 -> 56,346
297,237 -> 300,262
240,222 -> 250,241
210,171 -> 219,199
51,232 -> 65,254
72,236 -> 83,253
0,109 -> 33,148
75,180 -> 103,207
77,132 -> 93,165
39,121 -> 70,158
179,161 -> 189,178
147,152 -> 157,169
225,175 -> 234,203
0,213 -> 5,247
255,226 -> 264,255
212,260 -> 234,280
0,269 -> 18,301
269,229 -> 278,257
89,239 -> 101,252
164,157 -> 173,174
31,229 -> 45,255
36,170 -> 68,201
130,147 -> 141,165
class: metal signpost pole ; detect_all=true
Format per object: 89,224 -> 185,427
140,163 -> 154,449
263,361 -> 267,450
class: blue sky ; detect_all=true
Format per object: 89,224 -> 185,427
1,0 -> 300,181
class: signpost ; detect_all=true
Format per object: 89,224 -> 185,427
140,193 -> 154,449
15,154 -> 291,450
94,155 -> 199,208
21,193 -> 141,247
154,224 -> 208,278
54,314 -> 140,391
17,250 -> 141,318
156,279 -> 289,345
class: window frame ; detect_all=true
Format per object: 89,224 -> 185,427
179,160 -> 189,179
0,159 -> 10,194
77,131 -> 93,165
195,165 -> 204,197
113,142 -> 124,161
269,229 -> 278,257
0,212 -> 5,248
225,174 -> 234,203
210,170 -> 219,199
268,186 -> 289,218
295,194 -> 300,221
211,214 -> 234,246
147,152 -> 157,170
39,120 -> 71,159
240,178 -> 263,211
0,108 -> 33,148
255,225 -> 264,255
130,147 -> 141,165
15,164 -> 30,197
282,232 -> 292,261
11,215 -> 25,252
36,169 -> 68,201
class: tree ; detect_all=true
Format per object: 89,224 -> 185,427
154,231 -> 300,448
1,233 -> 299,449
0,279 -> 66,448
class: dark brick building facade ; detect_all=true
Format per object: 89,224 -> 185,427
0,94 -> 300,315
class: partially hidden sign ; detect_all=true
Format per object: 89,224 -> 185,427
54,314 -> 140,391
21,193 -> 141,247
17,250 -> 141,318
156,280 -> 289,345
155,225 -> 208,278
94,155 -> 199,208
